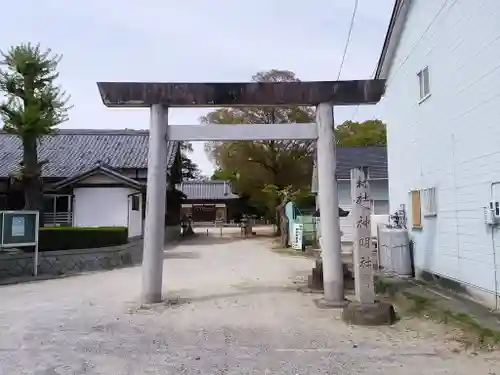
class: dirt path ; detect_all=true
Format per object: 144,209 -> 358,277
0,231 -> 498,374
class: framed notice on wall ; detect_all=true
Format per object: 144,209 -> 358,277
11,216 -> 25,237
0,211 -> 40,277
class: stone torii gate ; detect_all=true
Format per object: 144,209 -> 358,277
96,80 -> 385,307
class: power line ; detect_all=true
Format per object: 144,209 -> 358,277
336,0 -> 359,80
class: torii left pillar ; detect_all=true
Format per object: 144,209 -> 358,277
142,104 -> 169,303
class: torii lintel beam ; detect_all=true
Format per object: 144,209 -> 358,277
96,79 -> 386,108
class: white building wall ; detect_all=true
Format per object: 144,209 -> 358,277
72,173 -> 143,238
73,187 -> 131,228
380,0 -> 500,306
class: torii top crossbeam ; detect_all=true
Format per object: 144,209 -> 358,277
96,80 -> 385,107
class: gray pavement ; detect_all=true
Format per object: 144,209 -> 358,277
0,230 -> 498,374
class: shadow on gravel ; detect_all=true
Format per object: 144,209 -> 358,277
163,251 -> 200,259
176,234 -> 261,246
132,285 -> 298,313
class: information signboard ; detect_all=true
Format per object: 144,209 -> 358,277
292,223 -> 304,250
2,212 -> 37,246
0,211 -> 40,276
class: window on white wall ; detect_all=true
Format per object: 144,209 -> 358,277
372,200 -> 390,215
422,187 -> 437,217
131,195 -> 140,211
417,66 -> 430,100
410,190 -> 423,229
43,195 -> 71,214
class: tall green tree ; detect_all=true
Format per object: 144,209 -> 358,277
203,69 -> 315,230
211,168 -> 237,182
335,119 -> 386,147
0,43 -> 71,212
180,142 -> 203,180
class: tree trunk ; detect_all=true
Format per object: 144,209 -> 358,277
280,215 -> 289,248
22,136 -> 43,218
274,193 -> 283,237
276,201 -> 289,248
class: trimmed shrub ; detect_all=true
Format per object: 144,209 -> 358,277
39,226 -> 128,251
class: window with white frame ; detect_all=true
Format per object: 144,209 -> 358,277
42,195 -> 71,214
42,195 -> 72,226
417,66 -> 430,100
421,187 -> 437,217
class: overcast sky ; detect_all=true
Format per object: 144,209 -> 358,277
1,0 -> 394,175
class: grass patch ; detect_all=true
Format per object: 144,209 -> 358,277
375,278 -> 392,294
446,312 -> 500,348
377,278 -> 500,351
401,292 -> 435,314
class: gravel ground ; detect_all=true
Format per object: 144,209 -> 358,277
0,229 -> 499,374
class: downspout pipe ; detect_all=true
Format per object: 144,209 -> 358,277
490,181 -> 500,310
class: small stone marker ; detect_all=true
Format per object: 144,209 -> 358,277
351,167 -> 375,304
342,167 -> 395,326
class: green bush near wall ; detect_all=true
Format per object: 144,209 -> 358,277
39,226 -> 128,251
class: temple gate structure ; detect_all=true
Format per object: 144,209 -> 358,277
96,79 -> 385,307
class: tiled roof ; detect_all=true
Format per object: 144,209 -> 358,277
0,129 -> 178,178
335,146 -> 388,180
311,146 -> 388,192
176,180 -> 239,200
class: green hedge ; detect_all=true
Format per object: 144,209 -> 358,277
39,226 -> 128,251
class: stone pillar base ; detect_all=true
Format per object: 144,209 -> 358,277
341,301 -> 396,326
314,298 -> 348,309
305,258 -> 354,292
307,258 -> 324,291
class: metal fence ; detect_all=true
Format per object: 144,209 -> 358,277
190,219 -> 273,228
43,212 -> 73,226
